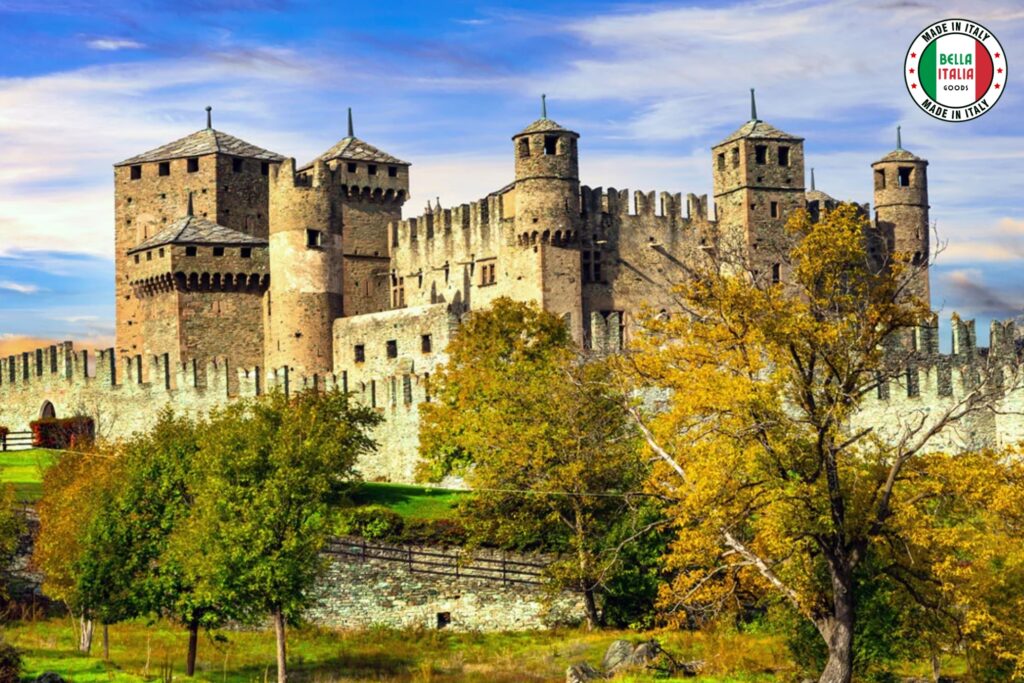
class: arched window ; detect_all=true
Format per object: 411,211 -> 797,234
39,401 -> 56,419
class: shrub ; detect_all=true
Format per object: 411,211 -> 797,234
0,639 -> 22,683
30,416 -> 94,449
337,505 -> 404,540
399,518 -> 469,547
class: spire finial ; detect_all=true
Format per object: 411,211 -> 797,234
347,107 -> 354,138
205,106 -> 212,130
186,191 -> 194,217
541,94 -> 547,119
750,88 -> 758,121
811,167 -> 816,191
896,125 -> 902,150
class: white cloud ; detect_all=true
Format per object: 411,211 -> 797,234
86,38 -> 145,51
0,281 -> 40,294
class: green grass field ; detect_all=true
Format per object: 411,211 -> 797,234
351,482 -> 465,520
0,449 -> 57,502
5,618 -> 795,682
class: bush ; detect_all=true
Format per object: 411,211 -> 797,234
337,505 -> 405,540
29,416 -> 94,449
0,640 -> 22,683
399,518 -> 469,547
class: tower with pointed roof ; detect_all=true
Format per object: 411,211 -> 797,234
712,90 -> 805,284
264,110 -> 410,375
872,127 -> 930,303
113,108 -> 285,358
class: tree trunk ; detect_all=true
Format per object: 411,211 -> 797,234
273,606 -> 287,683
819,561 -> 855,683
78,615 -> 94,654
102,623 -> 109,660
186,619 -> 199,677
582,587 -> 601,630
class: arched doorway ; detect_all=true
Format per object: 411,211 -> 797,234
39,401 -> 56,420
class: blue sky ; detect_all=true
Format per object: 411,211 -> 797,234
0,0 -> 1022,353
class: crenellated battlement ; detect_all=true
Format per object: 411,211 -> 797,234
578,186 -> 712,223
271,158 -> 408,205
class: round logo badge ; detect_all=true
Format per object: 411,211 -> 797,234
905,19 -> 1006,121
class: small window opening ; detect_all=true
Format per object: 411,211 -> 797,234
898,167 -> 912,187
261,162 -> 270,176
158,248 -> 164,258
130,165 -> 142,180
717,152 -> 725,171
755,145 -> 767,165
232,158 -> 244,173
158,162 -> 170,176
388,165 -> 398,177
778,146 -> 790,166
368,164 -> 377,176
354,344 -> 365,363
543,135 -> 558,155
134,254 -> 140,264
185,246 -> 198,256
421,334 -> 432,353
518,138 -> 530,158
771,263 -> 781,284
436,612 -> 451,629
874,169 -> 886,190
347,162 -> 357,173
770,201 -> 779,218
187,157 -> 199,173
240,247 -> 252,259
212,247 -> 225,257
731,147 -> 739,167
145,251 -> 151,261
307,229 -> 323,248
386,340 -> 398,359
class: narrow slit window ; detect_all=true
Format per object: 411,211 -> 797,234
778,146 -> 790,166
717,152 -> 726,171
354,344 -> 365,363
770,201 -> 779,218
771,263 -> 781,284
421,334 -> 432,353
261,162 -> 270,176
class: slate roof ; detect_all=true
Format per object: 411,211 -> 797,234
875,148 -> 924,163
716,119 -> 803,146
515,118 -> 577,136
299,136 -> 409,171
115,128 -> 286,167
806,189 -> 836,203
128,215 -> 268,254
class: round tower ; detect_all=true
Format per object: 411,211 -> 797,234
871,126 -> 930,303
512,95 -> 581,240
264,158 -> 344,377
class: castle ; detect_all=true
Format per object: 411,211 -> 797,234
1,95 -> 1020,480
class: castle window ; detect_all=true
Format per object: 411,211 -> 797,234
306,229 -> 323,249
582,250 -> 603,284
347,162 -> 357,173
518,138 -> 530,158
906,367 -> 920,397
261,162 -> 270,176
770,201 -> 779,218
240,247 -> 251,259
185,246 -> 197,256
778,146 -> 790,166
368,164 -> 377,176
213,247 -> 225,257
731,147 -> 739,167
134,254 -> 140,264
232,158 -> 244,173
717,152 -> 725,171
386,340 -> 398,359
158,162 -> 170,176
403,375 -> 413,404
354,344 -> 365,363
388,165 -> 398,177
898,167 -> 912,187
755,145 -> 767,165
187,157 -> 199,173
130,165 -> 142,180
158,248 -> 164,258
874,169 -> 886,189
421,334 -> 432,353
424,372 -> 431,402
544,135 -> 558,155
771,263 -> 781,284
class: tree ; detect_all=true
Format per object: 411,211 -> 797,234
0,485 -> 24,605
420,298 -> 652,629
33,446 -> 121,653
174,389 -> 379,683
623,204 -> 1023,682
75,410 -> 219,676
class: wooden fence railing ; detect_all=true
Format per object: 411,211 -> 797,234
0,431 -> 33,452
324,537 -> 547,586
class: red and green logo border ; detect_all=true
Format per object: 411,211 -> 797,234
905,18 -> 1007,122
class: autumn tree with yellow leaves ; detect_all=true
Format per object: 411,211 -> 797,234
625,204 -> 1024,682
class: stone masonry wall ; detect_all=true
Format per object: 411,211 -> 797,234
307,538 -> 582,631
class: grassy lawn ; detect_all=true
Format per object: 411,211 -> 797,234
6,618 -> 797,682
350,482 -> 466,520
0,449 -> 57,502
